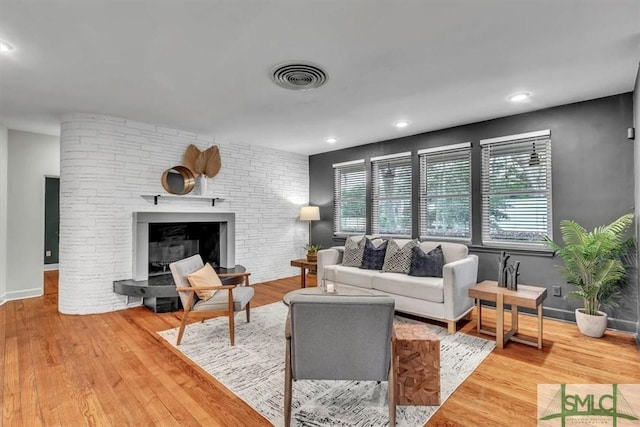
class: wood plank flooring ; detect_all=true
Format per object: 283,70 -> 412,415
1,271 -> 638,426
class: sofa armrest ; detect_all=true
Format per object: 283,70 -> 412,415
317,248 -> 343,280
442,254 -> 478,320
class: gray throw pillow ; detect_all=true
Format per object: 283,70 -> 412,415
342,236 -> 366,267
409,245 -> 444,278
382,238 -> 419,274
360,238 -> 388,270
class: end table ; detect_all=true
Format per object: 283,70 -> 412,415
289,258 -> 317,288
468,280 -> 547,349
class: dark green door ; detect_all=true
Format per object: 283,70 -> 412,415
44,177 -> 59,265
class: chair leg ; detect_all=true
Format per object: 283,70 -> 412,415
285,338 -> 293,427
176,313 -> 189,345
246,302 -> 251,323
388,345 -> 396,426
228,289 -> 235,346
177,292 -> 195,346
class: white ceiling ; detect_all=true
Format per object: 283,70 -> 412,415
1,0 -> 639,155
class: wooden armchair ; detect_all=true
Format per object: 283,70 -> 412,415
169,255 -> 254,346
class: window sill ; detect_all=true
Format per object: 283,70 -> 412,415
468,245 -> 555,258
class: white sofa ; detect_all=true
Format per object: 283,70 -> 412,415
317,239 -> 478,333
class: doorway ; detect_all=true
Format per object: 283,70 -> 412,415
44,176 -> 59,267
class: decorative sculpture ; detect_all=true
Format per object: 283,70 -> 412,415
497,251 -> 520,290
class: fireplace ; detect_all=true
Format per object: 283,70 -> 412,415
148,222 -> 221,276
133,212 -> 235,281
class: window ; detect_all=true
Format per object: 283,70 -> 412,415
418,143 -> 471,241
333,159 -> 366,235
371,152 -> 412,236
481,130 -> 552,247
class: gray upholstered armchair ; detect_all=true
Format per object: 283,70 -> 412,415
284,294 -> 396,427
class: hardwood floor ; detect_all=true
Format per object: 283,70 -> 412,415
1,271 -> 639,426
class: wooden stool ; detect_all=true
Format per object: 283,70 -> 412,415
393,323 -> 441,406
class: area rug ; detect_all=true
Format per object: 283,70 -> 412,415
157,303 -> 495,426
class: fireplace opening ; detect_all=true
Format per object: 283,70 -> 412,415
148,222 -> 220,276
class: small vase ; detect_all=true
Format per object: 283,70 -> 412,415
195,175 -> 210,196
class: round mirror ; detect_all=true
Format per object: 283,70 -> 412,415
161,166 -> 196,195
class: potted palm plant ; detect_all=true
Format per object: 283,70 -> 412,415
543,213 -> 634,337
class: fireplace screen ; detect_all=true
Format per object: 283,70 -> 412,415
148,222 -> 221,276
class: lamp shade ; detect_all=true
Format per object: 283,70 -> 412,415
300,206 -> 320,221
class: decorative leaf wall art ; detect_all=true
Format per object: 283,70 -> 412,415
183,144 -> 221,178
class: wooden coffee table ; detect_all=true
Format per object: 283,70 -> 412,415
468,280 -> 547,349
290,258 -> 317,288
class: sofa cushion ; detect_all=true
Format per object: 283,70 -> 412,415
335,266 -> 377,289
382,238 -> 418,274
342,235 -> 366,267
372,273 -> 444,303
419,241 -> 468,264
360,238 -> 388,270
409,245 -> 444,278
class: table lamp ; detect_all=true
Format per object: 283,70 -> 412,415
300,206 -> 320,245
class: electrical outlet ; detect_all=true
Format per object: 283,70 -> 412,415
45,250 -> 51,257
552,285 -> 562,297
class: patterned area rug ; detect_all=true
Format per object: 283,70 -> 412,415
157,302 -> 495,427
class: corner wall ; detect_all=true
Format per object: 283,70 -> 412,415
6,130 -> 60,300
59,113 -> 309,314
0,124 -> 7,304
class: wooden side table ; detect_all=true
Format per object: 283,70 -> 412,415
393,323 -> 440,406
468,280 -> 547,349
289,258 -> 317,288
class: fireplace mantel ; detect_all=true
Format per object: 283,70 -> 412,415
132,211 -> 236,281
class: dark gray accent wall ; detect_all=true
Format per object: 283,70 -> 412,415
309,93 -> 637,332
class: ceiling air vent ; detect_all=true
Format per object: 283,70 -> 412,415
271,62 -> 328,91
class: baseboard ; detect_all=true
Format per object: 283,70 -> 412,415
2,288 -> 43,302
44,263 -> 59,271
479,302 -> 638,334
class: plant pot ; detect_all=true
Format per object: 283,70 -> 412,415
306,252 -> 317,262
575,308 -> 608,338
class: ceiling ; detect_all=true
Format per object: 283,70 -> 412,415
1,0 -> 639,156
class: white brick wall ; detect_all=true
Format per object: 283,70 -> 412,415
59,113 -> 309,314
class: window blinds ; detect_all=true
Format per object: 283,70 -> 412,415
333,160 -> 366,235
480,131 -> 552,247
371,153 -> 412,236
418,143 -> 471,240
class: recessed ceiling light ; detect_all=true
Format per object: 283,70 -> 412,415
394,120 -> 410,129
508,92 -> 531,102
325,137 -> 338,144
0,40 -> 14,53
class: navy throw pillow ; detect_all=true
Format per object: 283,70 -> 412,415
360,238 -> 388,270
409,245 -> 444,278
